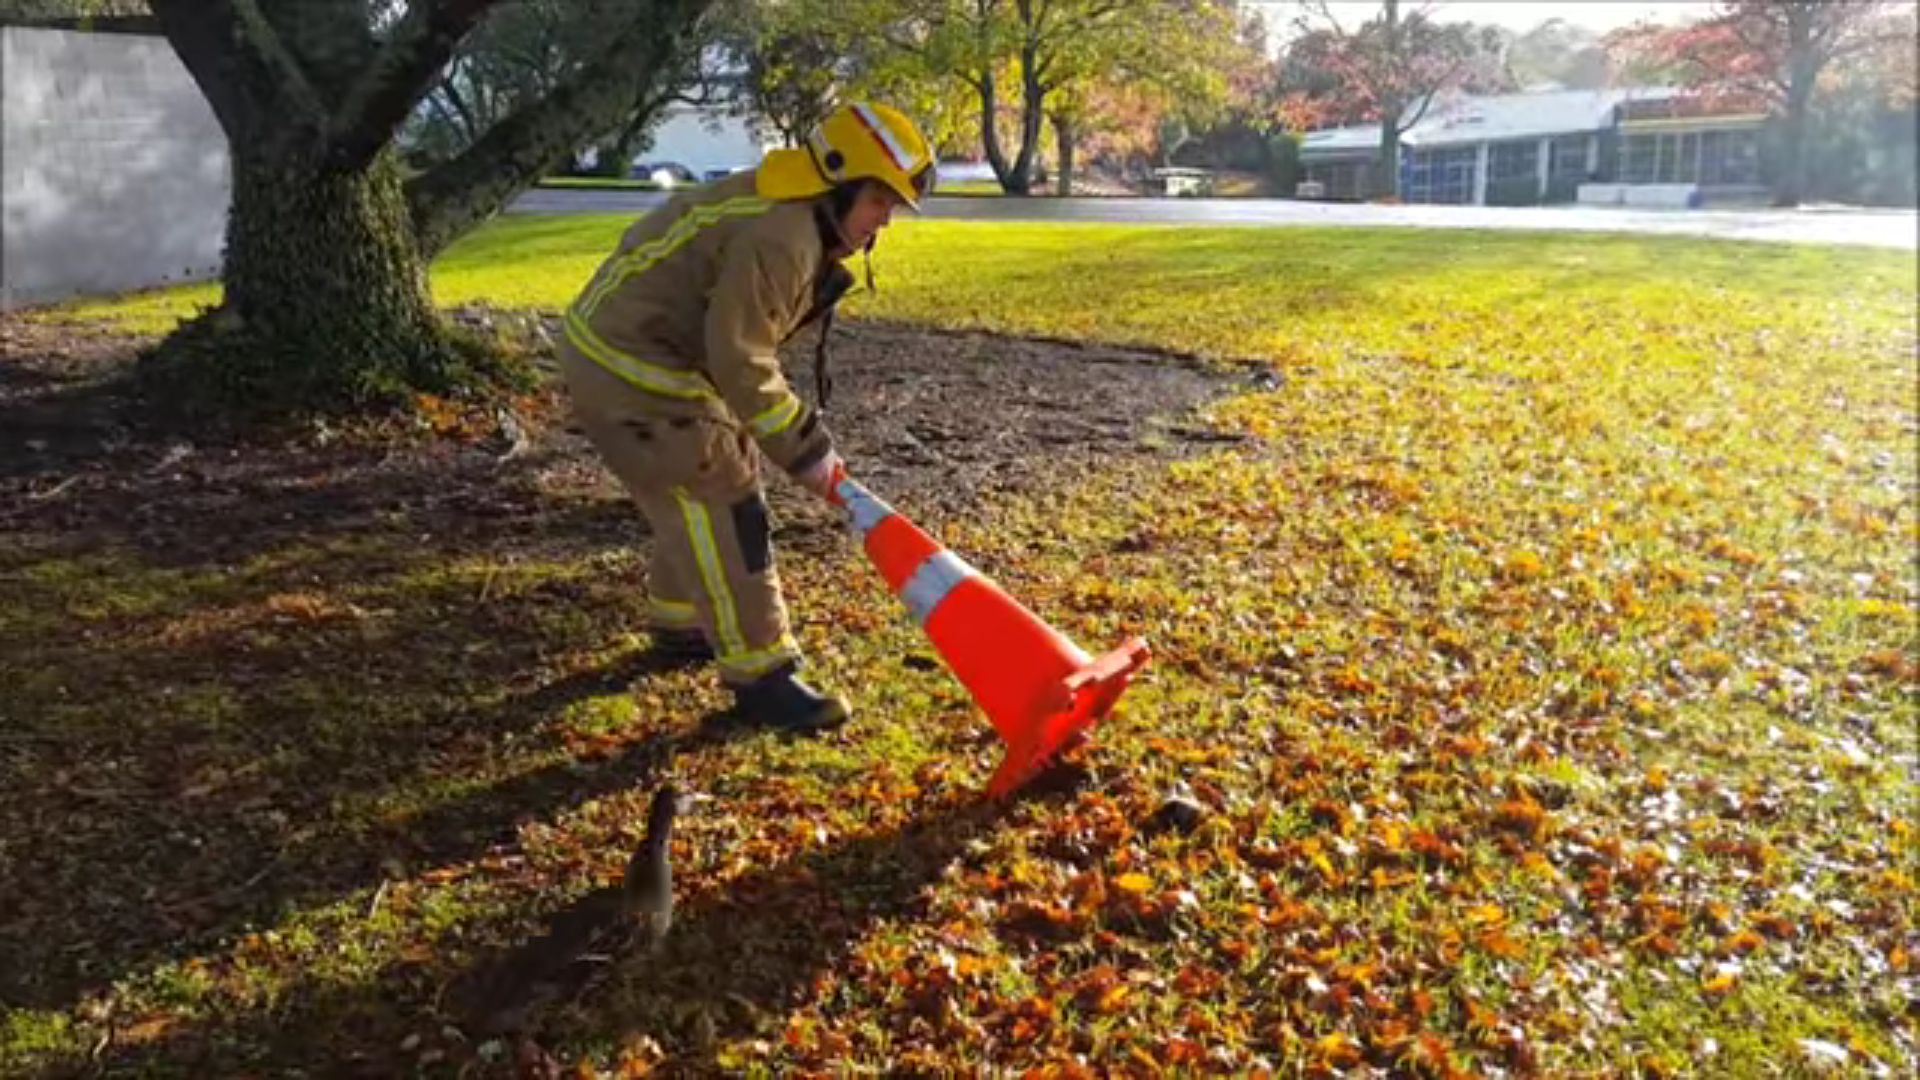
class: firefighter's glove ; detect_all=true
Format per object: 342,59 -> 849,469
793,450 -> 846,503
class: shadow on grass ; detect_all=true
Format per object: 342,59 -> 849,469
3,308 -> 1232,1066
70,771 -> 1093,1077
1,371 -> 712,1011
0,636 -> 752,1009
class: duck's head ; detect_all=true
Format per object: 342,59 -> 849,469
647,783 -> 709,838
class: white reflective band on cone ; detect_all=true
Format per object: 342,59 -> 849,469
837,479 -> 895,539
900,551 -> 975,624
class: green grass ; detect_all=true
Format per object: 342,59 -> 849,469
42,215 -> 1916,356
935,178 -> 1008,196
7,219 -> 1917,1076
535,175 -> 665,191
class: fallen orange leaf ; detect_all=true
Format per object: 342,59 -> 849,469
1314,1032 -> 1363,1068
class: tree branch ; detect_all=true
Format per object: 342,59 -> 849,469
1302,0 -> 1348,40
406,0 -> 714,255
1828,23 -> 1903,61
329,0 -> 501,171
149,0 -> 250,135
1721,14 -> 1791,98
438,69 -> 483,144
235,0 -> 332,124
1044,0 -> 1125,43
1397,88 -> 1437,133
150,0 -> 330,137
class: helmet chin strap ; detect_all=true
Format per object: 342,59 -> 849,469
809,194 -> 878,415
821,187 -> 880,291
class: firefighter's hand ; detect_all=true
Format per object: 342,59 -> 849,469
793,450 -> 845,502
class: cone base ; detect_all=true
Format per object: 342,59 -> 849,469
986,636 -> 1151,799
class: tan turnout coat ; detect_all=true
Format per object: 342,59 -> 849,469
558,170 -> 849,474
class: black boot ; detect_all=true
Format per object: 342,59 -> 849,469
643,627 -> 713,669
732,665 -> 850,734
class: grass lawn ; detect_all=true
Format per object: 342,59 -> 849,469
7,220 -> 1917,1076
534,176 -> 667,191
936,178 -> 1010,196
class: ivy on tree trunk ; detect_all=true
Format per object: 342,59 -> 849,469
142,0 -> 710,419
150,143 -> 484,410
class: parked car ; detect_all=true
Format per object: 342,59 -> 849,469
703,165 -> 751,181
629,161 -> 697,187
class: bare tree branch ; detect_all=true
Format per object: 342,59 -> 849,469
1723,12 -> 1791,98
329,0 -> 500,170
1300,0 -> 1347,39
436,68 -> 482,143
235,0 -> 334,123
1399,85 -> 1440,132
149,0 -> 329,135
406,0 -> 713,254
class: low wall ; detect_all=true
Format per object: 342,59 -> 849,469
1,26 -> 228,310
1577,182 -> 1702,209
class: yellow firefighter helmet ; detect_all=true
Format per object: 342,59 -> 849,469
756,102 -> 936,210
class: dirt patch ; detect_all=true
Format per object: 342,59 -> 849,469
1,311 -> 1266,566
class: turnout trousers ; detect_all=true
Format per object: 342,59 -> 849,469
559,342 -> 801,686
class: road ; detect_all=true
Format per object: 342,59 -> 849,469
507,187 -> 1918,250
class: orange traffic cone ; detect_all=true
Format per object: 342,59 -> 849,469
830,472 -> 1150,798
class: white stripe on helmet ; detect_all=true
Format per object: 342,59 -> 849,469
850,103 -> 911,172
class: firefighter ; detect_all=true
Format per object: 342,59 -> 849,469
558,102 -> 935,734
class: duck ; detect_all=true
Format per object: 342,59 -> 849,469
623,783 -> 703,952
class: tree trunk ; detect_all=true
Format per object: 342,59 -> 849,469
144,141 -> 496,415
1054,112 -> 1075,196
1376,0 -> 1403,200
1772,11 -> 1820,209
1774,85 -> 1812,207
979,71 -> 1024,195
1004,42 -> 1045,197
1376,106 -> 1402,199
142,0 -> 710,420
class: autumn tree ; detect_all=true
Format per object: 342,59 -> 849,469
404,1 -> 718,179
1292,0 -> 1507,198
1609,1 -> 1908,206
1152,11 -> 1291,188
1273,26 -> 1363,130
1043,3 -> 1249,194
858,0 -> 1243,196
141,0 -> 712,418
710,0 -> 853,147
1502,18 -> 1608,91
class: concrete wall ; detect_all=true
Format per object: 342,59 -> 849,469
2,27 -> 228,310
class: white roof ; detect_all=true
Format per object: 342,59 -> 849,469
1299,124 -> 1381,156
1408,87 -> 1675,148
1299,86 -> 1681,159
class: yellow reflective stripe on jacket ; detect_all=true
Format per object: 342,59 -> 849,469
568,194 -> 773,401
579,195 -> 771,321
563,311 -> 715,400
748,395 -> 803,438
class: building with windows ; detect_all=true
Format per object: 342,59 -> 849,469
1297,87 -> 1769,207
